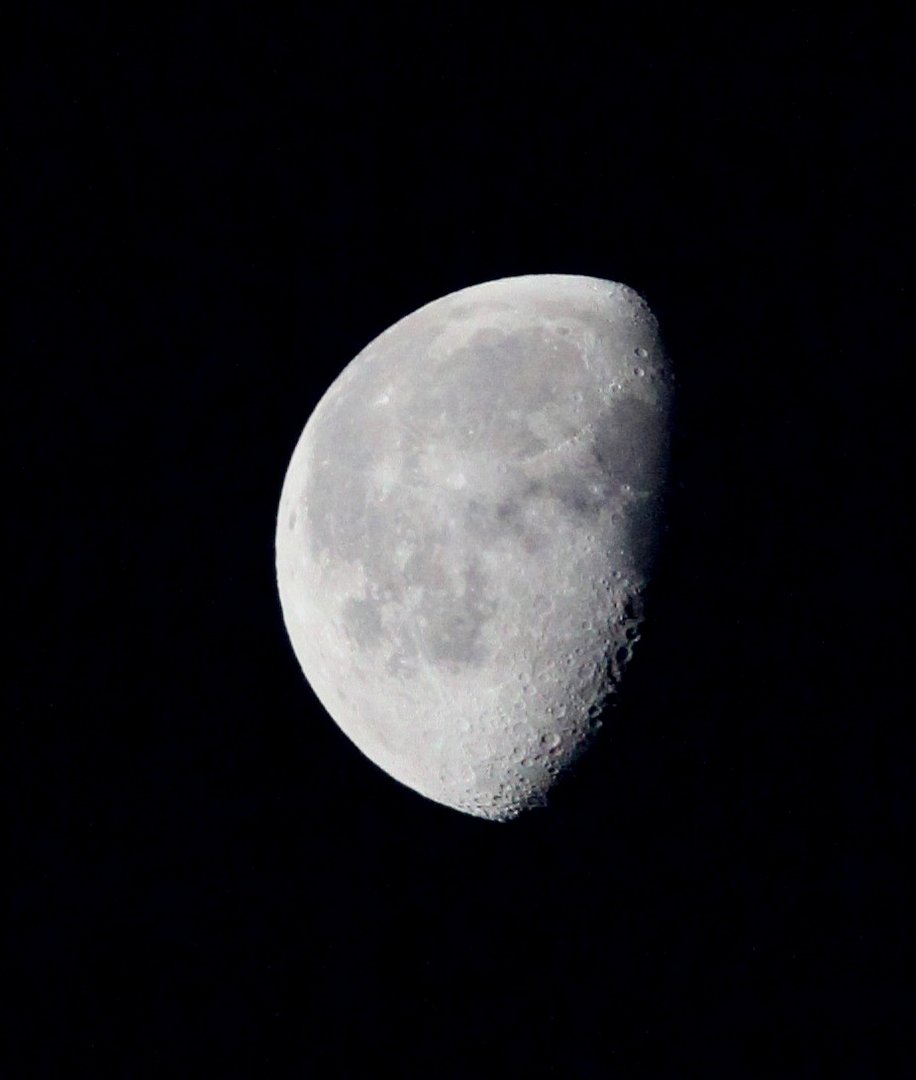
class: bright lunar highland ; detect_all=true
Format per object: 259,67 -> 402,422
276,274 -> 673,820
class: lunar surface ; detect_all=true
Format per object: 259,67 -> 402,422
276,274 -> 673,821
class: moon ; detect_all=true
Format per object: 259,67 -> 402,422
275,274 -> 673,821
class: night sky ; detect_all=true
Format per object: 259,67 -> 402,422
7,9 -> 912,1077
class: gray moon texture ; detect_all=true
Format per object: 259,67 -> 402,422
275,274 -> 673,821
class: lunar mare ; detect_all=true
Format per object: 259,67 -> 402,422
276,274 -> 673,821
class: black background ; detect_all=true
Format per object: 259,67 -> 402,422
6,8 -> 913,1077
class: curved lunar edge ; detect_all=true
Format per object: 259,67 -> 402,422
276,274 -> 673,821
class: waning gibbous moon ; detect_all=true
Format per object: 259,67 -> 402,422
275,274 -> 673,821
